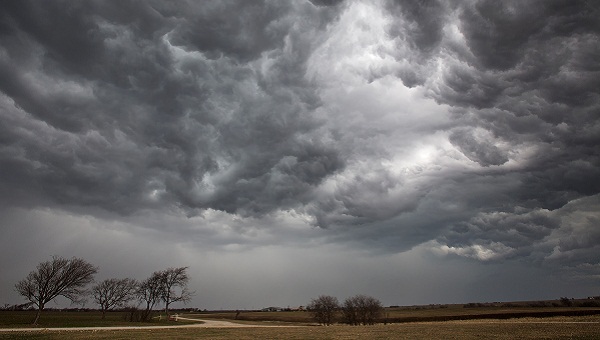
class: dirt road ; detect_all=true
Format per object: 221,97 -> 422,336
0,316 -> 301,332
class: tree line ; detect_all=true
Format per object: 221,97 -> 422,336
14,256 -> 193,324
307,294 -> 384,325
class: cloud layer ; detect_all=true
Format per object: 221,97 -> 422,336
1,0 -> 599,307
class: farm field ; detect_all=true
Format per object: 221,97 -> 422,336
1,306 -> 600,339
0,311 -> 192,328
2,304 -> 600,327
0,316 -> 599,339
198,303 -> 600,324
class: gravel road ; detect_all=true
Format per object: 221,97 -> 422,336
0,316 -> 301,332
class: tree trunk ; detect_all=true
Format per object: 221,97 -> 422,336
165,302 -> 170,317
142,301 -> 151,321
32,305 -> 42,325
101,308 -> 106,319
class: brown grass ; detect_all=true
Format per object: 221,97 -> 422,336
0,311 -> 191,328
1,316 -> 600,339
195,304 -> 600,324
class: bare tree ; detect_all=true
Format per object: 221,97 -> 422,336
136,274 -> 163,321
15,256 -> 97,324
360,295 -> 383,325
342,296 -> 358,325
308,295 -> 339,325
342,294 -> 383,325
158,267 -> 194,317
92,278 -> 138,319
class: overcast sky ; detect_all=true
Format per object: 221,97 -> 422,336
1,0 -> 599,310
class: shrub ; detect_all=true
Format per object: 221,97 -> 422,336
560,297 -> 572,307
122,306 -> 144,322
342,295 -> 383,325
308,295 -> 339,325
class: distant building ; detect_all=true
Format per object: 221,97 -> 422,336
261,307 -> 283,312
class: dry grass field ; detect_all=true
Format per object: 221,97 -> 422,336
197,302 -> 600,324
0,311 -> 192,328
1,307 -> 600,339
1,316 -> 599,339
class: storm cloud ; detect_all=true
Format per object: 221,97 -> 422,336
1,0 -> 599,309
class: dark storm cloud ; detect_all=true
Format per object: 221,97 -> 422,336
408,0 -> 600,270
443,0 -> 600,113
309,0 -> 345,7
385,0 -> 447,53
2,0 -> 600,309
459,0 -> 600,71
0,0 -> 343,217
441,0 -> 600,201
281,0 -> 600,272
167,1 -> 290,62
0,0 -> 599,285
382,0 -> 449,87
448,128 -> 508,166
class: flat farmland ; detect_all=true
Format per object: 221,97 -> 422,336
2,307 -> 600,339
1,316 -> 600,339
0,311 -> 191,328
197,304 -> 600,324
